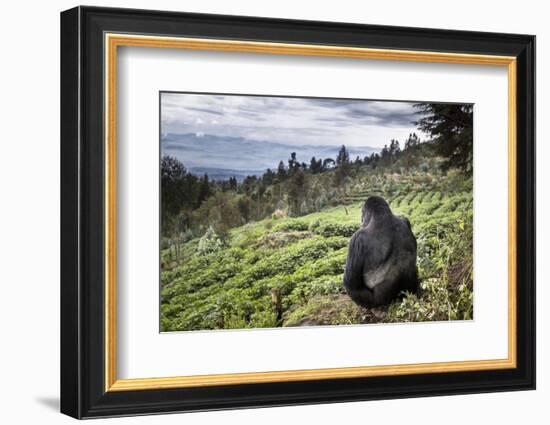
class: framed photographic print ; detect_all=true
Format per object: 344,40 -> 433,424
60,6 -> 535,419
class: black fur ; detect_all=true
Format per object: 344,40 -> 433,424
343,196 -> 419,307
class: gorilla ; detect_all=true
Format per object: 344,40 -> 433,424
343,196 -> 419,308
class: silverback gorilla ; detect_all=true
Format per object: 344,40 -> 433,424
343,196 -> 419,307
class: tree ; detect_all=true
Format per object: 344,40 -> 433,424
197,173 -> 211,206
288,152 -> 299,175
287,168 -> 306,216
193,192 -> 241,242
415,103 -> 473,173
241,175 -> 257,196
228,176 -> 238,191
403,133 -> 421,170
323,158 -> 335,169
336,145 -> 350,166
161,155 -> 197,235
379,144 -> 391,166
334,145 -> 351,189
237,196 -> 252,222
309,156 -> 320,173
368,152 -> 380,169
161,156 -> 186,216
256,183 -> 267,218
277,160 -> 287,181
389,139 -> 401,156
262,168 -> 275,185
315,157 -> 323,172
404,132 -> 420,150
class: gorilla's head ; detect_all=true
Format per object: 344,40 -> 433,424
361,196 -> 391,227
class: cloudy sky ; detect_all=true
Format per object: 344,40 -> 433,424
160,92 -> 424,149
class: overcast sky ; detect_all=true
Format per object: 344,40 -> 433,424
161,92 -> 424,149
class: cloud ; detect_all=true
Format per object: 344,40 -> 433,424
160,92 -> 428,148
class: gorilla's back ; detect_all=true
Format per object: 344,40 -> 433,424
362,214 -> 416,290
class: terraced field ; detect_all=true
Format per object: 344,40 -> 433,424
160,170 -> 473,332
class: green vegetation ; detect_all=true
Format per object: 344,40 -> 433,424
160,163 -> 473,331
160,104 -> 474,331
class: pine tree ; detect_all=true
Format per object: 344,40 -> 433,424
263,168 -> 275,185
389,139 -> 401,156
197,173 -> 211,206
336,145 -> 350,166
310,156 -> 319,173
288,152 -> 298,174
415,103 -> 473,173
404,132 -> 420,150
334,145 -> 351,188
287,168 -> 306,216
277,160 -> 287,180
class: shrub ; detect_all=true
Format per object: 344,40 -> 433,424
316,222 -> 358,237
197,226 -> 223,256
273,220 -> 309,232
308,219 -> 321,231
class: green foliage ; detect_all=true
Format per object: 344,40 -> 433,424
272,220 -> 309,232
315,221 -> 358,238
415,103 -> 474,173
196,226 -> 223,256
160,163 -> 473,331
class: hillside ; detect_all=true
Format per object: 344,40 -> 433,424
160,168 -> 473,332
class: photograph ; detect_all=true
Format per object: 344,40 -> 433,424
159,92 -> 474,332
56,4 -> 536,419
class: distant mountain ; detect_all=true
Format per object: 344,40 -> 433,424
188,167 -> 266,182
162,133 -> 379,180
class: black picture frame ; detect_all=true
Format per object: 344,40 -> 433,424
61,5 -> 535,419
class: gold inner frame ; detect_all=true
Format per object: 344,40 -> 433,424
104,33 -> 517,392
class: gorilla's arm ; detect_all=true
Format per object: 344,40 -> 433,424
343,232 -> 365,292
344,227 -> 402,307
343,231 -> 390,307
